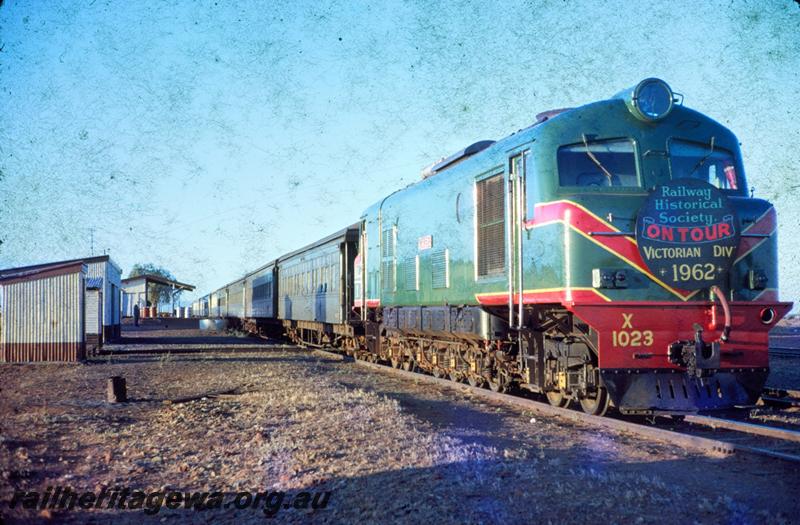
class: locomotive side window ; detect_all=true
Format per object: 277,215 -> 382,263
669,139 -> 738,190
476,174 -> 505,277
557,139 -> 638,188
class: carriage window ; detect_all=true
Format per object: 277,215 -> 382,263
557,139 -> 638,188
669,139 -> 738,190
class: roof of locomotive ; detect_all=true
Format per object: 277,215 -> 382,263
361,85 -> 745,218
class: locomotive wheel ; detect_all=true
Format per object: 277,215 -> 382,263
579,388 -> 610,417
546,390 -> 571,408
488,376 -> 508,393
467,375 -> 484,388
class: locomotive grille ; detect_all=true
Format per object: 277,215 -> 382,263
402,256 -> 418,291
477,174 -> 505,276
431,249 -> 449,288
381,226 -> 396,291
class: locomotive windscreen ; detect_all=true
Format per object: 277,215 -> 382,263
557,139 -> 639,188
669,139 -> 739,190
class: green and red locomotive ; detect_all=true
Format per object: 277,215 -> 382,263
203,78 -> 791,417
353,78 -> 791,416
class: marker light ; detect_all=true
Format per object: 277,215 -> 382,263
631,78 -> 674,121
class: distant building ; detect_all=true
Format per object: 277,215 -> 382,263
121,274 -> 195,317
0,255 -> 122,362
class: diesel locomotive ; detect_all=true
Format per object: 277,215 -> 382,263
197,78 -> 791,416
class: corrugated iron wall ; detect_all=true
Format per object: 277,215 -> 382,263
85,289 -> 101,335
87,261 -> 121,327
122,281 -> 146,317
0,271 -> 86,362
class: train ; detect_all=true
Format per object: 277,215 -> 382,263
193,78 -> 791,417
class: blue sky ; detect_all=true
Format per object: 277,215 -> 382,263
1,0 -> 798,306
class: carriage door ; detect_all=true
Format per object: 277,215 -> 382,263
508,151 -> 528,329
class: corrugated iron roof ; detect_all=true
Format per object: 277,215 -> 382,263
121,274 -> 195,291
0,261 -> 86,284
0,255 -> 120,279
85,277 -> 103,289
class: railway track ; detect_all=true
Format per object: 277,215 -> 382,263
315,350 -> 800,463
761,387 -> 800,407
677,415 -> 800,462
769,346 -> 800,358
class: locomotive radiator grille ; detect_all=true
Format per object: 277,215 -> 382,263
477,174 -> 505,277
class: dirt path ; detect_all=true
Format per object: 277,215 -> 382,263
1,340 -> 798,523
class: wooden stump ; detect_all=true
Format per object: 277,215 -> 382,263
107,376 -> 127,403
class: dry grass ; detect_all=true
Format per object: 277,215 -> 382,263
1,349 -> 798,523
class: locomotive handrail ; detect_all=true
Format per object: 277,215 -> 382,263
589,231 -> 634,236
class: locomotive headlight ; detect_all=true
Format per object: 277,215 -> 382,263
623,78 -> 675,122
592,268 -> 628,289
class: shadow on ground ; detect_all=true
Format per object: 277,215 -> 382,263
3,454 -> 795,525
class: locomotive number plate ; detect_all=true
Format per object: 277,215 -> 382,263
611,313 -> 653,348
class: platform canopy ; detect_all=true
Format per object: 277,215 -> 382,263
121,274 -> 195,292
121,274 -> 195,316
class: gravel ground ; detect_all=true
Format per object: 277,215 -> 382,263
1,325 -> 800,524
766,353 -> 800,391
769,321 -> 800,390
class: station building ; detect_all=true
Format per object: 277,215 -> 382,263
0,255 -> 123,362
121,274 -> 195,317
